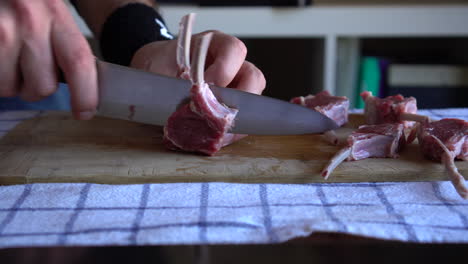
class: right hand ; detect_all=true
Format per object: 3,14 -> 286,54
0,0 -> 97,120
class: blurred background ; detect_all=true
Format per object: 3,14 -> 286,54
72,0 -> 468,110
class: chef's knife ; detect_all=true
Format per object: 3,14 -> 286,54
66,60 -> 339,135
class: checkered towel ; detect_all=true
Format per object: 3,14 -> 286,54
1,109 -> 467,247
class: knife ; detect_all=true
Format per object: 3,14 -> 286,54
72,60 -> 339,135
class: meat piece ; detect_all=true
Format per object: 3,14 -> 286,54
291,91 -> 349,127
418,118 -> 468,198
321,123 -> 405,179
163,84 -> 242,155
291,91 -> 349,145
348,123 -> 405,160
361,91 -> 428,127
163,15 -> 244,155
418,119 -> 468,161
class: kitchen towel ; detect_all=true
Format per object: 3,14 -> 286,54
0,109 -> 467,247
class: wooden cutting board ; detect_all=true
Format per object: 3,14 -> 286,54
0,111 -> 466,185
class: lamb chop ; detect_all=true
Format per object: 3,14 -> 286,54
163,14 -> 244,155
417,118 -> 468,199
321,123 -> 406,179
290,91 -> 349,145
291,91 -> 349,127
361,91 -> 429,128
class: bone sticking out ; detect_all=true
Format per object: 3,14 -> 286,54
191,33 -> 213,85
321,147 -> 351,180
431,135 -> 468,199
400,112 -> 430,123
323,130 -> 339,145
176,13 -> 195,77
406,123 -> 419,144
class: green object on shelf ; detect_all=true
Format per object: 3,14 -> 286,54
355,57 -> 380,109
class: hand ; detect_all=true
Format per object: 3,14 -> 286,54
130,30 -> 266,95
0,0 -> 97,120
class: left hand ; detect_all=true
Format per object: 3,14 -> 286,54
130,30 -> 266,95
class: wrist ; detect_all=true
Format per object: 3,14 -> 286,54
71,0 -> 156,37
99,3 -> 174,66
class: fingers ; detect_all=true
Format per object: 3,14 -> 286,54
1,0 -> 97,118
228,61 -> 266,95
0,5 -> 20,97
130,40 -> 179,78
131,29 -> 267,97
202,31 -> 247,87
14,1 -> 57,102
133,29 -> 267,98
50,0 -> 97,120
196,31 -> 265,95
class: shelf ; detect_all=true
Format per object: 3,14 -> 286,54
160,5 -> 468,37
71,4 -> 468,38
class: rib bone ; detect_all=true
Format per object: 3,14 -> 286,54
400,112 -> 430,123
321,147 -> 351,180
176,13 -> 196,79
431,135 -> 468,199
191,33 -> 213,85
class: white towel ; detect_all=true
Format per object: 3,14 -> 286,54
0,109 -> 467,247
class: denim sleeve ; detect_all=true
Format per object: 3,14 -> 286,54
0,84 -> 71,111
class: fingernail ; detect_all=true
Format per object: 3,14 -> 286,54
77,111 -> 95,120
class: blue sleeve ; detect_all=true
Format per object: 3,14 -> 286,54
0,84 -> 71,111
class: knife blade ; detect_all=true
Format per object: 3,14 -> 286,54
94,61 -> 338,135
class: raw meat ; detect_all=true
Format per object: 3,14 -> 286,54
418,118 -> 468,198
291,91 -> 349,144
163,14 -> 244,155
291,91 -> 349,126
321,123 -> 405,179
361,91 -> 428,127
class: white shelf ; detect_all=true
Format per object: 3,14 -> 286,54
160,5 -> 468,37
72,4 -> 468,38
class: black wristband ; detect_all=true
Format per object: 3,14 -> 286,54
99,3 -> 174,66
